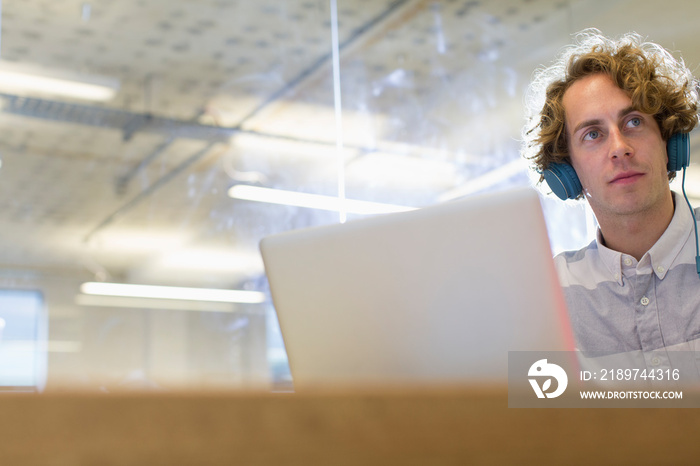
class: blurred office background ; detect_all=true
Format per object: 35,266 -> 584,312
1,0 -> 699,392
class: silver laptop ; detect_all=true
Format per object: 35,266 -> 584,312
260,187 -> 573,390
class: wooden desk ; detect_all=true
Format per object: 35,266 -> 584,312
1,387 -> 697,465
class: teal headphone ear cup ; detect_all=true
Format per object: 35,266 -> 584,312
542,162 -> 582,200
543,132 -> 690,200
667,132 -> 690,172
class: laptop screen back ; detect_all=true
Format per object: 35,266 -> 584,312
260,187 -> 572,389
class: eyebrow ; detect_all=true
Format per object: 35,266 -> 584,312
570,105 -> 638,136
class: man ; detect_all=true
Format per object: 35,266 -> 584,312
522,29 -> 700,364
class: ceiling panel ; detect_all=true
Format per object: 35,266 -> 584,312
1,0 -> 700,289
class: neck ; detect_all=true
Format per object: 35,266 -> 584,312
597,193 -> 675,261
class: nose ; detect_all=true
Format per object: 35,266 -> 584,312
609,128 -> 633,159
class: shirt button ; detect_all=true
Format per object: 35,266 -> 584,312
656,266 -> 665,274
641,296 -> 650,306
624,258 -> 633,266
651,357 -> 660,366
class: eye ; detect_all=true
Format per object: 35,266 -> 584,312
583,129 -> 600,141
627,117 -> 642,128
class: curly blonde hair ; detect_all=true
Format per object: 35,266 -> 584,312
522,29 -> 699,190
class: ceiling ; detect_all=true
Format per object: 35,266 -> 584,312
2,0 -> 700,292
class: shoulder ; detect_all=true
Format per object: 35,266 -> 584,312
553,239 -> 602,288
553,239 -> 597,268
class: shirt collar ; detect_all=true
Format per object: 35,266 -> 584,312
595,192 -> 694,284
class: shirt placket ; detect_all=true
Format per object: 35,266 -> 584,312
627,261 -> 670,371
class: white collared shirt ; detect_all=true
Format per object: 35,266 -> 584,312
554,192 -> 700,358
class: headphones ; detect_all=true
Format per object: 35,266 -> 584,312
542,132 -> 690,200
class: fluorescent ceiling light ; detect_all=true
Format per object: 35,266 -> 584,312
228,184 -> 416,215
80,282 -> 266,304
75,294 -> 242,312
0,61 -> 119,101
47,340 -> 83,353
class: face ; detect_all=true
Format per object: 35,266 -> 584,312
563,73 -> 671,221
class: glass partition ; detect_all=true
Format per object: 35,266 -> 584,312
0,0 -> 699,391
